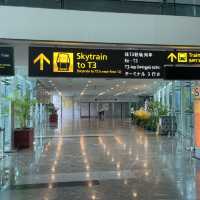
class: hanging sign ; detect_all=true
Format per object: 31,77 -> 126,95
29,47 -> 163,79
0,47 -> 14,76
29,47 -> 200,80
163,50 -> 200,80
166,51 -> 200,65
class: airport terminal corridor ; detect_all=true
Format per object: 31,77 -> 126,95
2,1 -> 200,199
0,75 -> 200,200
0,118 -> 199,200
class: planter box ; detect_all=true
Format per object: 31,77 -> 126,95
14,128 -> 34,149
158,116 -> 177,136
49,113 -> 58,128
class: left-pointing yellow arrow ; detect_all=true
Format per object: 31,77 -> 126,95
33,53 -> 50,71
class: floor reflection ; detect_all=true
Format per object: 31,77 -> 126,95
0,119 -> 199,200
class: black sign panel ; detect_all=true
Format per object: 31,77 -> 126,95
164,51 -> 200,65
0,47 -> 14,76
123,50 -> 164,78
163,51 -> 200,80
29,47 -> 163,79
164,66 -> 200,80
29,47 -> 200,80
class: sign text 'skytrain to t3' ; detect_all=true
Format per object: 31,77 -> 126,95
0,47 -> 14,76
29,47 -> 165,79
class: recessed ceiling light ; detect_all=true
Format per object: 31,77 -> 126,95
48,80 -> 52,83
98,92 -> 106,96
111,88 -> 114,90
88,80 -> 92,83
132,192 -> 138,197
135,88 -> 138,90
116,84 -> 120,87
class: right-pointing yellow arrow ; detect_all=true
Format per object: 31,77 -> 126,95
167,53 -> 177,63
33,53 -> 50,71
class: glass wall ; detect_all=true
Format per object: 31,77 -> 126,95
0,75 -> 37,154
154,80 -> 194,146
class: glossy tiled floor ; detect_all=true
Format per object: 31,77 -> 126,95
0,119 -> 200,200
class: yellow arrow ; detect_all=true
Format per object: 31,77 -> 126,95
167,53 -> 177,63
33,53 -> 50,71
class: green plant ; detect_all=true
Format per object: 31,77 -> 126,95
12,93 -> 37,128
144,115 -> 157,131
46,103 -> 57,114
147,101 -> 168,131
0,97 -> 9,117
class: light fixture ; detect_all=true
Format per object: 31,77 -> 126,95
88,182 -> 93,187
48,184 -> 53,189
117,171 -> 121,177
132,192 -> 138,197
116,162 -> 120,169
86,172 -> 90,178
51,167 -> 55,173
98,92 -> 106,96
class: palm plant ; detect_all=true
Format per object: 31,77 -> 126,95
9,90 -> 36,129
147,101 -> 168,131
11,91 -> 37,129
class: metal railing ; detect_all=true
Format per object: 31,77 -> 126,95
0,0 -> 200,17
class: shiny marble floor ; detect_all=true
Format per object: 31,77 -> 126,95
0,119 -> 200,200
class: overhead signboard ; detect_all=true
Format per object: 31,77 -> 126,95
166,51 -> 200,65
29,47 -> 200,80
29,47 -> 163,79
0,47 -> 14,76
164,50 -> 200,80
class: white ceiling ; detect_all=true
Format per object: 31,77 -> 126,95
39,78 -> 162,98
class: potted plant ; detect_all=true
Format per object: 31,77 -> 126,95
12,93 -> 37,149
46,103 -> 58,128
147,101 -> 168,133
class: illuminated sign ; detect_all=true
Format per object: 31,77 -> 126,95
29,47 -> 200,80
194,100 -> 200,150
192,87 -> 200,98
0,47 -> 14,76
164,50 -> 200,80
29,47 -> 163,79
166,51 -> 200,64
